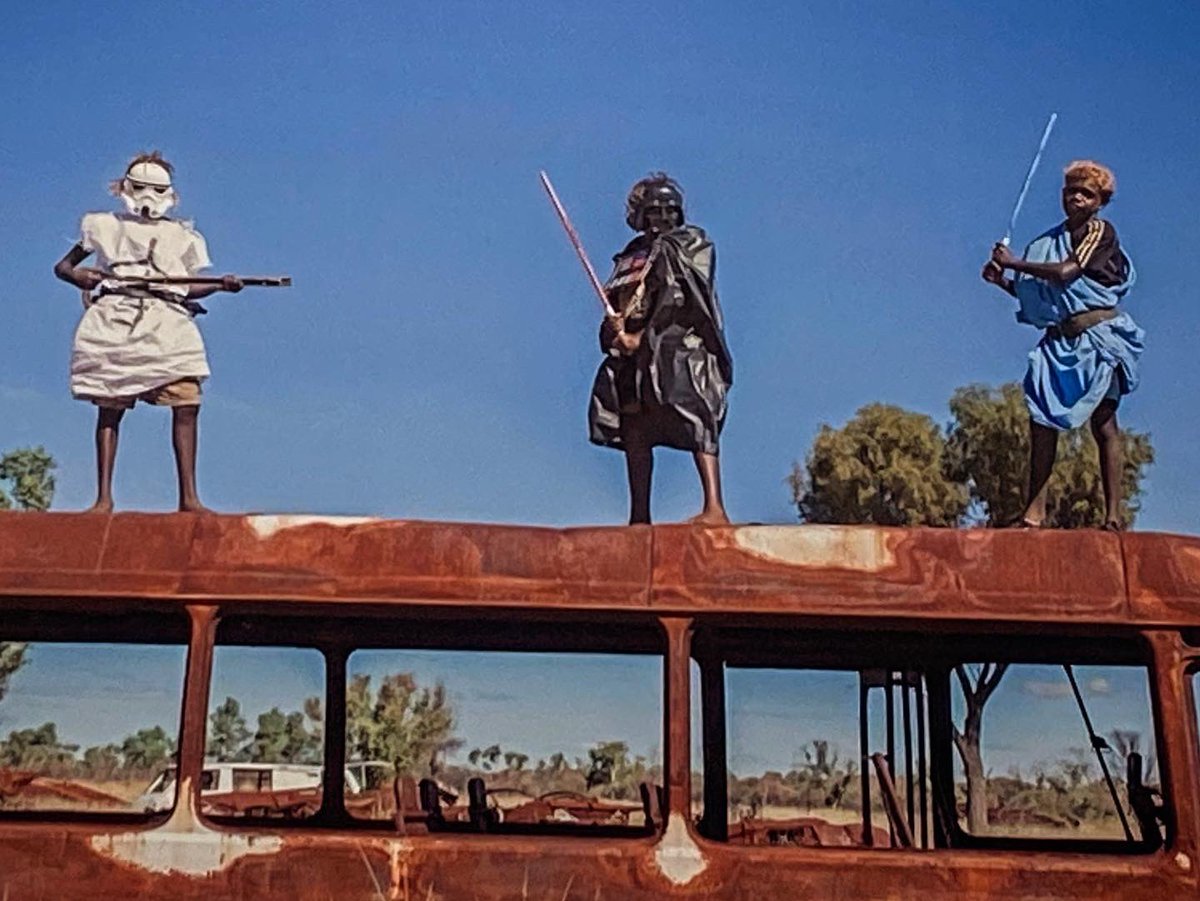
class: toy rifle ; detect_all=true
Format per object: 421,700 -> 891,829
96,274 -> 291,287
79,271 -> 290,312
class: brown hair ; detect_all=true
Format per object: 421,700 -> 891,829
108,150 -> 175,196
1064,160 -> 1116,205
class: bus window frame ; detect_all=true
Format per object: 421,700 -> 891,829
0,603 -> 190,827
938,636 -> 1165,856
197,609 -> 668,837
689,622 -> 1170,857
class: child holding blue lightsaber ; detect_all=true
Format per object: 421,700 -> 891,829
983,159 -> 1143,530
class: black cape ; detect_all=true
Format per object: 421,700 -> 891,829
588,225 -> 733,454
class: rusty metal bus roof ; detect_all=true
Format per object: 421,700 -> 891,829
1,511 -> 1197,627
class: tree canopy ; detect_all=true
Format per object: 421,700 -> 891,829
788,403 -> 967,526
345,672 -> 456,776
0,446 -> 56,512
791,383 -> 1154,528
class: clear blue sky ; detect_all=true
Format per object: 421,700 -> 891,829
2,1 -> 1197,530
0,2 -> 1196,797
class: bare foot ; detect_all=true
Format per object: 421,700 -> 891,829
688,508 -> 731,527
177,500 -> 214,514
82,499 -> 114,514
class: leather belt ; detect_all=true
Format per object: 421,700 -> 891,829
1047,307 -> 1118,340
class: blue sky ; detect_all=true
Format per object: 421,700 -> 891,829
2,1 -> 1198,529
1,2 -> 1196,795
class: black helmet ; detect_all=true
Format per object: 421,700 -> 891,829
625,172 -> 684,232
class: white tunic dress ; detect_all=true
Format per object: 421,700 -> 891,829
70,212 -> 212,400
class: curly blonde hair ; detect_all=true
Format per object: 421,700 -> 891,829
1064,160 -> 1115,204
108,150 -> 175,196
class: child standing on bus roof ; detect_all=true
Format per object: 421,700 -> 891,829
53,151 -> 244,513
982,160 -> 1143,530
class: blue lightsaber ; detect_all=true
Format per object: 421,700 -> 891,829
1001,113 -> 1058,247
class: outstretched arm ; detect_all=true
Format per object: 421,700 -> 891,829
186,275 -> 244,300
991,242 -> 1081,285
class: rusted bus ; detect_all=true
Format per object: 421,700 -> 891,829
0,512 -> 1198,899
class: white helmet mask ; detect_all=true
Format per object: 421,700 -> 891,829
119,161 -> 177,219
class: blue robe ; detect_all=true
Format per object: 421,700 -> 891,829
1013,223 -> 1143,430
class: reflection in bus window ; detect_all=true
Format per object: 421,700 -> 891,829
951,663 -> 1160,844
197,646 -> 325,820
0,641 -> 185,815
343,649 -> 662,832
725,667 -> 926,848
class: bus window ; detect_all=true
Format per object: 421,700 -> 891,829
201,646 -> 325,821
721,667 -> 925,848
343,648 -> 663,834
950,662 -> 1160,846
0,640 -> 185,816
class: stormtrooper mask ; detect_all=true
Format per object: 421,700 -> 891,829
120,161 -> 177,219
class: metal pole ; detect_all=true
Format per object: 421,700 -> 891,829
915,673 -> 929,849
859,674 -> 874,846
902,672 -> 916,839
885,671 -> 896,847
1063,664 -> 1134,842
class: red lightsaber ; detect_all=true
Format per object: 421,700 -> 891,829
539,170 -> 616,317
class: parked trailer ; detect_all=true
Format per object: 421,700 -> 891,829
0,512 -> 1198,899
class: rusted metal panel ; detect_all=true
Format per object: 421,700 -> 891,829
650,524 -> 1131,624
0,513 -> 110,592
182,516 -> 654,608
0,824 -> 1196,899
0,513 -> 653,609
3,512 -> 1194,626
1124,533 -> 1200,623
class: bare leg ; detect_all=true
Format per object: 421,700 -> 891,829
622,414 -> 653,525
689,451 -> 730,525
1090,399 -> 1123,528
1022,419 -> 1058,526
172,405 -> 210,513
85,407 -> 124,513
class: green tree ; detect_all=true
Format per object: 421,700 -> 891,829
248,708 -> 320,764
790,404 -> 967,526
946,383 -> 1154,527
345,673 -> 456,777
208,696 -> 251,762
81,744 -> 123,781
582,740 -> 648,799
0,447 -> 56,512
120,726 -> 175,774
504,751 -> 529,772
0,723 -> 78,774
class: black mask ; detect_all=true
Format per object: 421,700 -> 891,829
626,178 -> 685,232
